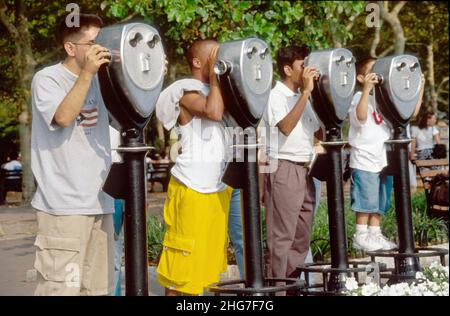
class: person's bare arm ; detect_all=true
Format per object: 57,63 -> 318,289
277,67 -> 318,136
355,73 -> 378,122
434,133 -> 441,145
54,45 -> 110,127
314,128 -> 323,141
179,46 -> 224,123
412,74 -> 426,119
410,138 -> 416,160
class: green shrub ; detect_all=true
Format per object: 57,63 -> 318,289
410,192 -> 448,246
147,214 -> 165,264
146,191 -> 448,265
311,191 -> 448,260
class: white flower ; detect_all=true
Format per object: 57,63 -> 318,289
361,282 -> 380,296
344,277 -> 359,291
345,261 -> 449,296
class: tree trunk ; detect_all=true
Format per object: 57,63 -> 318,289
427,42 -> 438,113
155,63 -> 180,147
1,0 -> 36,202
156,121 -> 165,146
379,1 -> 406,54
18,4 -> 36,202
369,21 -> 382,58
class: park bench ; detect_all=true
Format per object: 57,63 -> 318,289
414,158 -> 449,224
147,162 -> 174,192
0,169 -> 22,204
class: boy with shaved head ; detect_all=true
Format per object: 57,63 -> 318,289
155,39 -> 232,296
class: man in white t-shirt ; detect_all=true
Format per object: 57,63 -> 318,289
31,13 -> 114,296
263,45 -> 321,285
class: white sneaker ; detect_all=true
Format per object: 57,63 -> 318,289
352,232 -> 383,252
370,233 -> 397,251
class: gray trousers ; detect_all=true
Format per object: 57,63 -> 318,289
264,159 -> 315,279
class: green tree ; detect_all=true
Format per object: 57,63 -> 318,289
0,1 -> 117,202
345,1 -> 449,117
102,0 -> 364,56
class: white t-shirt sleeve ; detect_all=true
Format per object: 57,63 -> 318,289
31,73 -> 67,131
349,92 -> 366,128
432,126 -> 439,136
266,91 -> 288,127
410,126 -> 419,138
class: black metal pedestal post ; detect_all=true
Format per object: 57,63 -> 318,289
386,130 -> 421,281
121,128 -> 149,296
208,132 -> 303,296
321,140 -> 349,292
364,128 -> 447,284
241,133 -> 264,295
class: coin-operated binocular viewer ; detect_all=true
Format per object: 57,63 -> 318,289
304,48 -> 359,293
96,23 -> 166,296
207,38 -> 302,295
367,55 -> 448,283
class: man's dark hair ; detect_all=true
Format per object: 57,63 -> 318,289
57,13 -> 103,45
276,45 -> 310,79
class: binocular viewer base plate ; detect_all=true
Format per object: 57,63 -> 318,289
366,247 -> 448,284
296,260 -> 388,295
207,277 -> 304,296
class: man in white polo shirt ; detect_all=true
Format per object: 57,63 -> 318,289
263,45 -> 321,286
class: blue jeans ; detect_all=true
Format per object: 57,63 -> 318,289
417,148 -> 434,160
228,188 -> 244,279
113,199 -> 124,296
350,168 -> 393,215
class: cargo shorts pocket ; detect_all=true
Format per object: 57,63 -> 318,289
156,231 -> 195,285
34,235 -> 81,282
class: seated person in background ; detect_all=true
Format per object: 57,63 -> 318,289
2,152 -> 22,173
411,111 -> 441,161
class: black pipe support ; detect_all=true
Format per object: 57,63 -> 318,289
103,128 -> 150,296
320,141 -> 349,292
241,134 -> 265,294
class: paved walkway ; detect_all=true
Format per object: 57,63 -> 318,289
0,193 -> 240,296
0,190 -> 448,296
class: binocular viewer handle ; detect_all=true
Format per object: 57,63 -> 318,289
245,46 -> 270,59
128,31 -> 161,49
395,61 -> 420,72
333,55 -> 355,67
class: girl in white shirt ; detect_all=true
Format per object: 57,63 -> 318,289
348,58 -> 397,252
411,112 -> 441,160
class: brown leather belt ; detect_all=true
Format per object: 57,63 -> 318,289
280,159 -> 308,166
